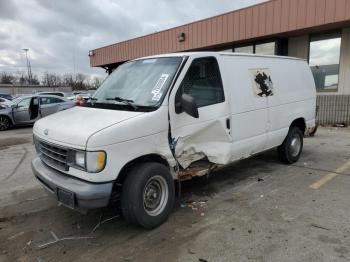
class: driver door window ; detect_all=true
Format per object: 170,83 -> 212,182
17,97 -> 31,109
176,57 -> 225,109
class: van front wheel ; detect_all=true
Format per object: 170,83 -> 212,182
121,162 -> 175,229
278,126 -> 303,164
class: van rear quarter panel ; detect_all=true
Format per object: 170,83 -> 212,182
219,55 -> 269,159
266,59 -> 316,147
219,54 -> 316,154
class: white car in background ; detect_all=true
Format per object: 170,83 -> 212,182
0,97 -> 14,108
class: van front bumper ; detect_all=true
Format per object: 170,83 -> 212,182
31,157 -> 113,211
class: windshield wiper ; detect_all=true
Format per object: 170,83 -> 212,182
105,97 -> 138,110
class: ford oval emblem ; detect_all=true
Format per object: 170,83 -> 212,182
44,129 -> 49,135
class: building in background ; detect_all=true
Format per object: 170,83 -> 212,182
89,0 -> 350,125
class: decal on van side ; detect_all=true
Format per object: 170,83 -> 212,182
151,74 -> 169,101
249,69 -> 274,97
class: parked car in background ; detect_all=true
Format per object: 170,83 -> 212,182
75,92 -> 92,99
37,91 -> 74,100
0,93 -> 15,101
0,95 -> 75,131
71,91 -> 96,102
0,97 -> 14,108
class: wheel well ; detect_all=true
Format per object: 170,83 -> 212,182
0,115 -> 13,125
290,118 -> 306,134
115,154 -> 170,185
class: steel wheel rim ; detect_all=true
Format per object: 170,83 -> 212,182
290,134 -> 301,157
143,175 -> 168,216
0,116 -> 9,131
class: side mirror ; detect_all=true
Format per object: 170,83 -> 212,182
180,94 -> 199,118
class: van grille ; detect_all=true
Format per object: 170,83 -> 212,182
35,139 -> 69,171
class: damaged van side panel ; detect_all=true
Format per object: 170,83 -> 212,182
167,54 -> 315,172
168,55 -> 232,169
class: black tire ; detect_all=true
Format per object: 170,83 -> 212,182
121,162 -> 175,229
278,126 -> 303,164
0,115 -> 11,131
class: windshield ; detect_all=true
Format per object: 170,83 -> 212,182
92,57 -> 183,109
12,97 -> 29,105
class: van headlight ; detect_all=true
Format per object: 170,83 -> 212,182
70,150 -> 106,173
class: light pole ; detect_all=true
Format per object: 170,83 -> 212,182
22,48 -> 33,85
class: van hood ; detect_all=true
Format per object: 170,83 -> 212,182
33,106 -> 143,148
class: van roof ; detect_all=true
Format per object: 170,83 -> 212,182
133,51 -> 306,62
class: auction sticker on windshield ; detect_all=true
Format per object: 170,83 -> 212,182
151,74 -> 169,101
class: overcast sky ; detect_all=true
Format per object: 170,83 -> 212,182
0,0 -> 266,79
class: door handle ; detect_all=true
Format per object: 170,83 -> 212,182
226,118 -> 231,130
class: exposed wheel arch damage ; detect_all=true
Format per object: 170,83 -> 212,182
109,154 -> 171,207
290,118 -> 306,134
115,154 -> 170,185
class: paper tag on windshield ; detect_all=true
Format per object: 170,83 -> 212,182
151,74 -> 169,101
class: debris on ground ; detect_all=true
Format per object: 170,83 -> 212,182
122,256 -> 134,261
310,223 -> 330,231
8,231 -> 24,240
333,123 -> 346,128
198,258 -> 208,262
257,177 -> 264,182
181,199 -> 208,216
37,231 -> 94,249
188,248 -> 196,254
91,214 -> 120,233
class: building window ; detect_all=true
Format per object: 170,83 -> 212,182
255,42 -> 275,55
234,45 -> 254,54
220,49 -> 233,52
309,34 -> 341,92
234,41 -> 278,55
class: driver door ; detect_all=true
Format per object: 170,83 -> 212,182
12,97 -> 32,124
168,56 -> 232,168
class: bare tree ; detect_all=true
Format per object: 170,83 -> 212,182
91,76 -> 102,89
0,72 -> 15,84
42,72 -> 62,86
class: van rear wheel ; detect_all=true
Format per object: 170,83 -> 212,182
278,126 -> 303,164
121,162 -> 175,229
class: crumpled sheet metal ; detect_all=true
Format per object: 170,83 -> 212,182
173,119 -> 232,168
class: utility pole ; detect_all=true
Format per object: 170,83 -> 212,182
23,48 -> 33,85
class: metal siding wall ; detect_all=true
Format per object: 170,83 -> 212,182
297,0 -> 307,29
272,0 -> 282,33
266,1 -> 274,35
317,95 -> 350,125
335,0 -> 347,21
306,0 -> 317,27
90,0 -> 350,67
315,0 -> 326,25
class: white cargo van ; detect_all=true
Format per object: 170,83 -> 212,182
32,52 -> 316,228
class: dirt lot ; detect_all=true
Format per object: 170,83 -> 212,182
0,127 -> 350,262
